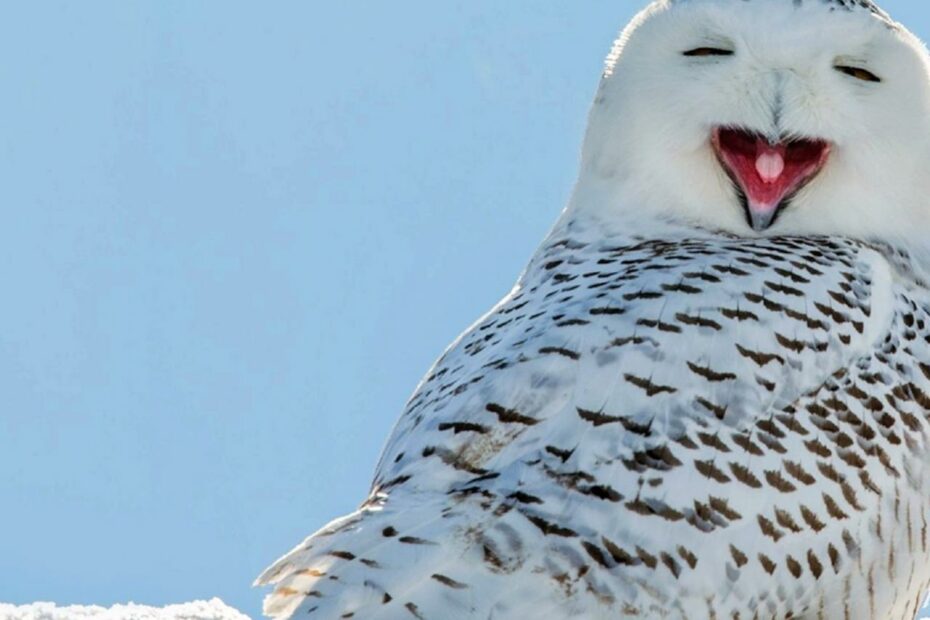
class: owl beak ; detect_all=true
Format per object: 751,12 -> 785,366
712,127 -> 831,232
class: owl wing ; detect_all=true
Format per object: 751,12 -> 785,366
257,230 -> 923,619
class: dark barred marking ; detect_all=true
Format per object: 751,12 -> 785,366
720,307 -> 760,322
730,462 -> 763,488
757,516 -> 784,542
676,313 -> 723,330
486,403 -> 539,426
438,422 -> 488,434
695,460 -> 732,483
625,498 -> 685,521
678,546 -> 699,569
637,318 -> 683,334
730,545 -> 748,568
688,362 -> 737,382
577,407 -> 653,435
736,344 -> 785,367
636,547 -> 659,570
624,374 -> 678,396
774,508 -> 803,533
545,445 -> 574,462
697,397 -> 728,420
525,513 -> 579,537
431,574 -> 468,589
508,491 -> 544,505
582,541 -> 612,568
800,505 -> 827,532
539,346 -> 581,360
765,470 -> 798,494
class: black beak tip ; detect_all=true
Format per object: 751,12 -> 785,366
739,191 -> 785,233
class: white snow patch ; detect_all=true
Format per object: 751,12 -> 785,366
0,599 -> 250,620
1,597 -> 926,619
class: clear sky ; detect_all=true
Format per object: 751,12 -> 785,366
2,2 -> 928,618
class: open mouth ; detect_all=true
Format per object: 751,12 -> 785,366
711,127 -> 830,231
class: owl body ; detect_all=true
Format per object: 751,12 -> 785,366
259,0 -> 930,617
259,217 -> 930,618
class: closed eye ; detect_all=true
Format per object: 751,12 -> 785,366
835,65 -> 882,83
683,47 -> 734,57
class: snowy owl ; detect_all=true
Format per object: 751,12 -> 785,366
258,0 -> 930,618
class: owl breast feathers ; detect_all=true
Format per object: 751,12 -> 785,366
258,220 -> 930,619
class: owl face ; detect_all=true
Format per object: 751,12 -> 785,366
573,0 -> 930,247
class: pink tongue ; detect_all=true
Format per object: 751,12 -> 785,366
755,151 -> 785,183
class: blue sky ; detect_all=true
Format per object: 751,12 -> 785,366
1,1 -> 927,617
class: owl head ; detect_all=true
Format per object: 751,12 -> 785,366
569,0 -> 930,250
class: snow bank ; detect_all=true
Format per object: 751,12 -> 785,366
0,599 -> 250,620
1,598 -> 926,619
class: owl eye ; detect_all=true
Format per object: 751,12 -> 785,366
683,47 -> 734,57
835,65 -> 882,83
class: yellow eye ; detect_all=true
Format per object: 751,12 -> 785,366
682,47 -> 734,57
835,65 -> 882,83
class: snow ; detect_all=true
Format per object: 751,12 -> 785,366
1,597 -> 926,619
0,599 -> 250,620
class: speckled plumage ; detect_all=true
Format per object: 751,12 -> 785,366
259,220 -> 930,619
258,0 -> 930,617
